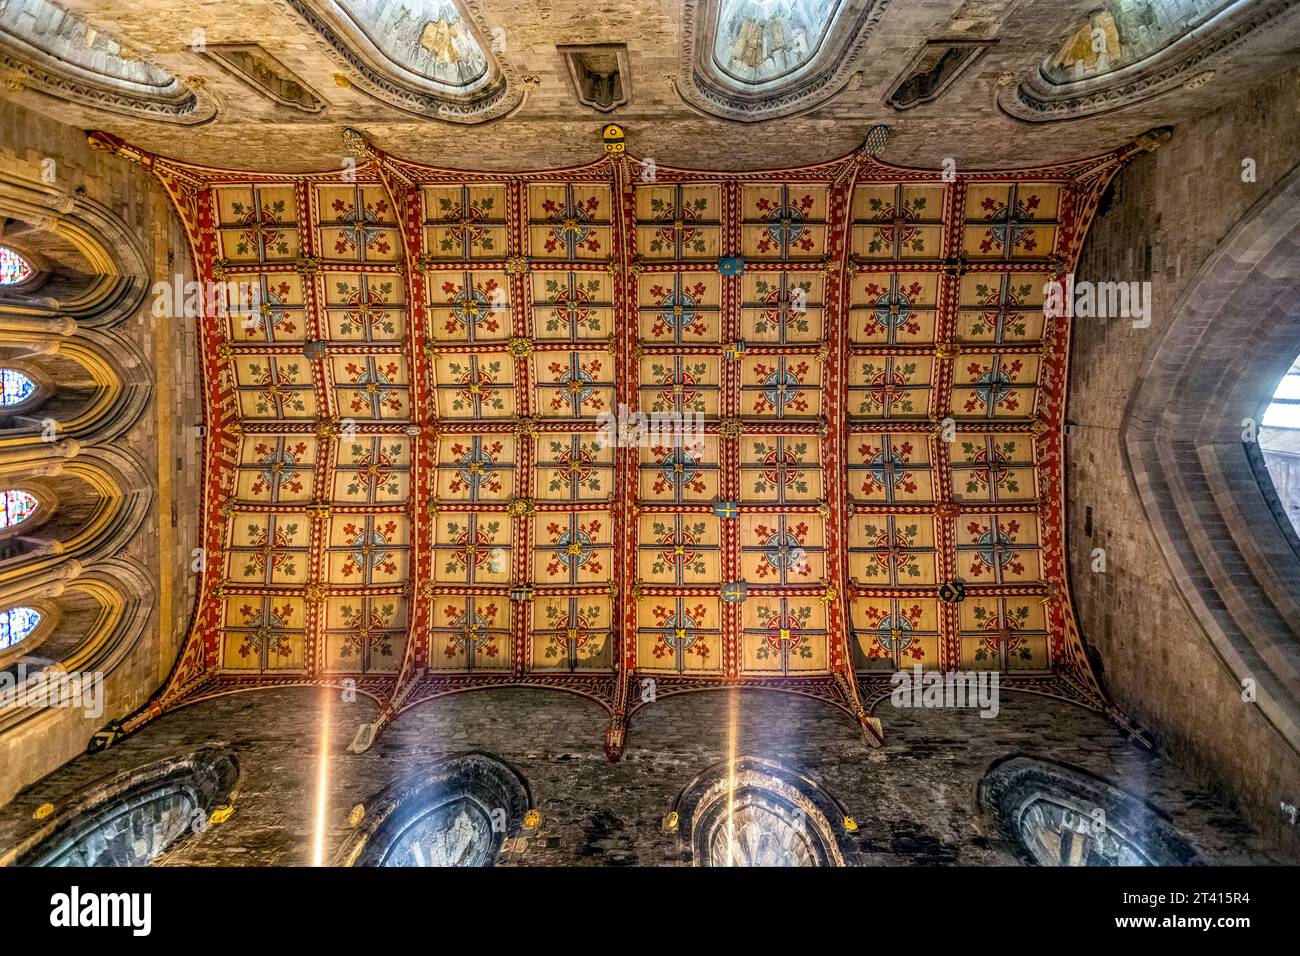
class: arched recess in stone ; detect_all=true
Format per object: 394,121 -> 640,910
0,169 -> 156,737
1123,161 -> 1300,755
335,752 -> 534,866
978,755 -> 1201,865
278,0 -> 528,122
0,558 -> 157,724
0,178 -> 152,332
998,0 -> 1300,123
0,179 -> 153,444
0,332 -> 150,444
667,754 -> 860,866
0,446 -> 151,577
674,0 -> 893,122
0,480 -> 57,554
0,0 -> 216,125
1,747 -> 239,867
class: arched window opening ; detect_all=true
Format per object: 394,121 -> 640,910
334,0 -> 490,91
0,369 -> 36,407
0,489 -> 39,531
0,0 -> 177,93
339,753 -> 532,867
705,793 -> 824,866
14,749 -> 239,867
712,0 -> 843,87
1260,354 -> 1300,535
998,0 -> 1278,122
379,796 -> 497,866
0,0 -> 211,123
670,755 -> 859,867
0,246 -> 32,285
0,606 -> 40,650
1016,794 -> 1151,865
678,0 -> 883,121
979,757 -> 1200,867
1042,0 -> 1232,85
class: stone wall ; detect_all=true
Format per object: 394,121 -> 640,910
0,685 -> 1288,865
1066,64 -> 1300,851
3,0 -> 1298,172
0,98 -> 203,804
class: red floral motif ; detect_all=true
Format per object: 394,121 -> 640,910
541,194 -> 602,254
754,192 -> 816,254
331,196 -> 392,256
978,194 -> 1041,253
650,602 -> 711,661
965,519 -> 1025,578
862,280 -> 924,337
751,361 -> 810,415
857,441 -> 918,496
248,441 -> 308,498
340,519 -> 400,578
859,603 -> 927,661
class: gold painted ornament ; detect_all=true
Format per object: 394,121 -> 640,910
602,123 -> 625,154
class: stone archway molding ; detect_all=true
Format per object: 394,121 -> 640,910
1122,160 -> 1300,754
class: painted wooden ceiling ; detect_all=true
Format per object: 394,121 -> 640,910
91,127 -> 1152,756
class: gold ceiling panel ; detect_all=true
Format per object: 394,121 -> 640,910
93,126 -> 1145,755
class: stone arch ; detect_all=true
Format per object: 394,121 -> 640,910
0,178 -> 151,332
279,0 -> 528,122
2,747 -> 239,867
0,334 -> 150,442
0,558 -> 156,728
0,178 -> 154,444
978,755 -> 1201,865
0,446 -> 152,576
675,0 -> 893,122
667,754 -> 860,866
1123,160 -> 1300,754
998,0 -> 1300,122
0,0 -> 216,125
335,752 -> 534,866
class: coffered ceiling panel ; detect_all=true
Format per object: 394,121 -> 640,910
90,125 -> 1155,757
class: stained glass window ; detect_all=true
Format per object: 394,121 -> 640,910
0,369 -> 36,406
0,606 -> 40,650
0,246 -> 32,285
0,489 -> 38,530
1041,0 -> 1230,85
706,800 -> 821,866
712,0 -> 842,86
378,797 -> 496,866
338,0 -> 489,89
